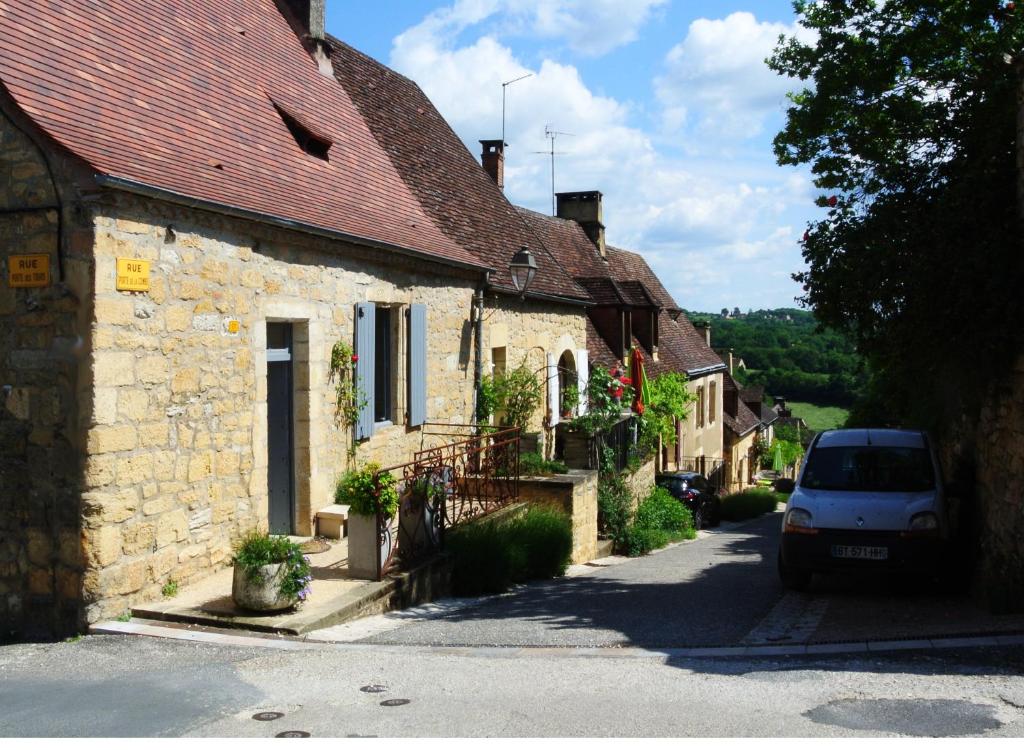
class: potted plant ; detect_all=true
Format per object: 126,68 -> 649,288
231,531 -> 312,612
335,463 -> 399,579
561,382 -> 579,419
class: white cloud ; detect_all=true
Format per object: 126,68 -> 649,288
654,12 -> 815,141
394,0 -> 667,58
386,4 -> 813,312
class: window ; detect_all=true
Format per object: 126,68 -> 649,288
354,302 -> 427,438
696,386 -> 705,428
273,103 -> 331,161
709,381 -> 717,424
374,307 -> 393,423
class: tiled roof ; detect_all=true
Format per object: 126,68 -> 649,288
329,40 -> 588,302
0,0 -> 480,269
617,280 -> 658,308
516,207 -> 608,278
518,211 -> 726,376
586,317 -> 620,371
723,373 -> 761,437
740,385 -> 766,404
575,277 -> 625,306
606,247 -> 724,375
606,247 -> 680,311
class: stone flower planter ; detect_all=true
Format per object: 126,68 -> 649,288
231,563 -> 297,612
348,511 -> 395,580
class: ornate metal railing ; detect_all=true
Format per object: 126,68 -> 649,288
372,426 -> 521,580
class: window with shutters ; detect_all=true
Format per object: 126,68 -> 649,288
696,386 -> 705,428
355,302 -> 427,439
709,380 -> 717,425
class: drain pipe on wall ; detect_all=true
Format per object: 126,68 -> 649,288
473,275 -> 488,426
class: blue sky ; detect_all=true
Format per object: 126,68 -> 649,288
327,1 -> 818,313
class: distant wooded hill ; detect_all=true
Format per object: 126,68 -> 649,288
688,308 -> 865,407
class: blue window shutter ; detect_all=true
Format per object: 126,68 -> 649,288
408,303 -> 427,427
355,302 -> 375,440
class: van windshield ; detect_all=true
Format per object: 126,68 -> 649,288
801,446 -> 935,493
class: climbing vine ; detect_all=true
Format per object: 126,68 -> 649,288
329,340 -> 367,433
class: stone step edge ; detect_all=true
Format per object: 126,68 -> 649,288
90,619 -> 1024,657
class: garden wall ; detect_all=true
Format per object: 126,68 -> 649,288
622,456 -> 656,513
517,469 -> 599,564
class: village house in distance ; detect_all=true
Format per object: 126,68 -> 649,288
0,0 -> 775,639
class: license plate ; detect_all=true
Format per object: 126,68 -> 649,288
831,545 -> 888,560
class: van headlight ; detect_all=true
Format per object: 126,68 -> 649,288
784,508 -> 817,535
904,512 -> 940,537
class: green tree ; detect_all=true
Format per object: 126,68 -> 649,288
769,1 -> 1024,428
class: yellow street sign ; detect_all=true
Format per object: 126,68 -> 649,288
7,254 -> 50,288
116,258 -> 151,292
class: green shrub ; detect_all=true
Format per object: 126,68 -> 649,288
718,488 -> 787,521
519,451 -> 569,477
508,505 -> 572,580
447,518 -> 517,595
621,525 -> 669,557
335,463 -> 399,517
634,487 -> 694,536
597,473 -> 633,546
447,506 -> 573,595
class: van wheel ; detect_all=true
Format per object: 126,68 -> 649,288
778,549 -> 812,591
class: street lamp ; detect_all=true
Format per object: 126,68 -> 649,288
509,246 -> 537,296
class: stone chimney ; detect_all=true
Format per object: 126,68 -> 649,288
556,191 -> 606,258
277,0 -> 333,76
480,140 -> 505,190
695,320 -> 711,348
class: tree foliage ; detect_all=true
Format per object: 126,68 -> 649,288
638,372 -> 695,450
769,1 -> 1024,429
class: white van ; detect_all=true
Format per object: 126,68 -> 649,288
778,428 -> 948,590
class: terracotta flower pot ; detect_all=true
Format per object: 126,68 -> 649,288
231,563 -> 297,612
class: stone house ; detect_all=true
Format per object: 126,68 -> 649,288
327,39 -> 592,454
517,193 -> 727,473
0,0 -> 587,638
722,372 -> 762,491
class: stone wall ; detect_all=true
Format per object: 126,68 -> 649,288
0,107 -> 93,639
622,455 -> 656,512
77,192 -> 482,623
518,469 -> 599,564
941,355 -> 1024,612
484,297 -> 587,458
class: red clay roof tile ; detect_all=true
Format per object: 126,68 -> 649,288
0,0 -> 481,269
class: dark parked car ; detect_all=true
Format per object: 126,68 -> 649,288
655,471 -> 721,530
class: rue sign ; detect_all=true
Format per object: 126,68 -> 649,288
116,258 -> 150,292
7,254 -> 50,288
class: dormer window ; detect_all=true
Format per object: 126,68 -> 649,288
273,103 -> 331,161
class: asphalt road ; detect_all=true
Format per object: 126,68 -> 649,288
2,635 -> 1024,737
3,511 -> 1024,737
353,512 -> 784,648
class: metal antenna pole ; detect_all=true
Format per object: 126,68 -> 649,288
501,73 -> 533,146
533,125 -> 573,215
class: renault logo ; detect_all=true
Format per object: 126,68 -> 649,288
857,517 -> 865,527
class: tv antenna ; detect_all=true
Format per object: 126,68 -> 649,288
533,125 -> 573,215
501,73 -> 533,146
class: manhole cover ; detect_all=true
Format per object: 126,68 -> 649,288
253,712 -> 284,722
805,699 -> 1001,737
380,698 -> 410,707
298,538 -> 330,555
360,684 -> 388,693
275,731 -> 311,738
